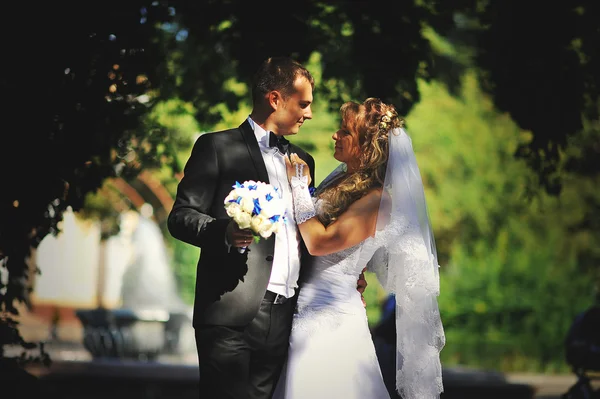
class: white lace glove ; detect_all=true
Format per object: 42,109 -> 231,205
290,162 -> 316,224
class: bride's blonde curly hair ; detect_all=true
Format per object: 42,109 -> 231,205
317,97 -> 404,225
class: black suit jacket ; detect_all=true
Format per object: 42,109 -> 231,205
168,119 -> 315,327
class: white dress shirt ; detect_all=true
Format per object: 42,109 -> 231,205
248,117 -> 302,298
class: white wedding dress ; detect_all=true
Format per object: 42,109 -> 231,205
273,169 -> 391,399
275,130 -> 446,399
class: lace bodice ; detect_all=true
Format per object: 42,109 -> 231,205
295,198 -> 380,317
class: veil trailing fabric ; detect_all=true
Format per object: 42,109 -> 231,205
365,128 -> 445,398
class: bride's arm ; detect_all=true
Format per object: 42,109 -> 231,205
302,189 -> 382,256
286,153 -> 381,256
300,190 -> 380,256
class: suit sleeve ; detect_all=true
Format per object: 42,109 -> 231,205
167,134 -> 228,248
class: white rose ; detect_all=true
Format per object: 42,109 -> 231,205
225,202 -> 241,218
259,226 -> 275,238
224,192 -> 236,204
240,195 -> 255,214
260,220 -> 282,238
250,214 -> 266,233
234,211 -> 252,230
260,218 -> 274,234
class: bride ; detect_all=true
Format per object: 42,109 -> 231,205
273,98 -> 445,399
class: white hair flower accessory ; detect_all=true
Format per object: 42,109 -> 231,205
379,110 -> 394,130
379,110 -> 403,131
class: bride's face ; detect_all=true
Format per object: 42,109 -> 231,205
332,122 -> 360,168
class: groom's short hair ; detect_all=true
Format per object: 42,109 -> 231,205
251,56 -> 315,104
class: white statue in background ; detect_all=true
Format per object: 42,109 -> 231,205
119,205 -> 186,313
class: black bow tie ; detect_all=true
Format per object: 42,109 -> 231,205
268,132 -> 290,154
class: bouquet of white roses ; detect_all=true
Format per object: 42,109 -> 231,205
224,180 -> 286,252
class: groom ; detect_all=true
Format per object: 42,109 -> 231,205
168,56 -> 366,399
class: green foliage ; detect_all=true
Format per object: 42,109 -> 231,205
440,227 -> 594,372
166,235 -> 199,306
407,73 -> 533,263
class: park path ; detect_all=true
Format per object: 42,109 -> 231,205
507,373 -> 575,397
17,308 -> 600,399
508,372 -> 600,398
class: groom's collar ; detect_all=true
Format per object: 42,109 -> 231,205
247,116 -> 271,148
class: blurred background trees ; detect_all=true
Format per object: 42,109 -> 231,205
1,0 -> 598,374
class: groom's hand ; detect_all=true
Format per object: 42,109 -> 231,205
226,220 -> 254,249
357,267 -> 368,307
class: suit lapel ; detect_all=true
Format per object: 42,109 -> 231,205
239,120 -> 270,184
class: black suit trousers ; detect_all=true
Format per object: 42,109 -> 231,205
195,295 -> 295,399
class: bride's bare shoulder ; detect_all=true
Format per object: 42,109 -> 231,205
348,187 -> 383,213
366,187 -> 384,201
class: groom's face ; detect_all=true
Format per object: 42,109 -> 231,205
272,76 -> 313,137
